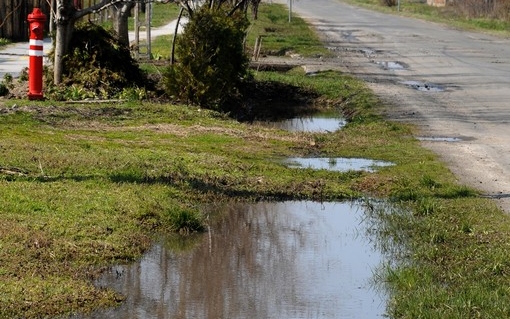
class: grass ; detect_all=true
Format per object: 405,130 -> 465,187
245,4 -> 332,57
2,2 -> 510,319
0,38 -> 9,48
344,0 -> 510,36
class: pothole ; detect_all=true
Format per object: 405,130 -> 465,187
401,80 -> 444,92
417,136 -> 462,142
360,48 -> 381,58
375,61 -> 408,70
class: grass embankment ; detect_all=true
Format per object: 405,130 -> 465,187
1,2 -> 510,318
345,0 -> 510,36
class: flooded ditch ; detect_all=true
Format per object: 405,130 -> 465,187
73,201 -> 390,319
285,157 -> 394,172
259,112 -> 346,133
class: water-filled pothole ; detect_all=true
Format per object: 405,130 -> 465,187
375,61 -> 408,70
72,201 -> 389,319
285,157 -> 394,172
417,136 -> 462,142
401,80 -> 444,92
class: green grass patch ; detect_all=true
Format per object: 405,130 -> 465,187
2,3 -> 510,318
246,3 -> 332,57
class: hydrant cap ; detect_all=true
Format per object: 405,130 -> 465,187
28,8 -> 47,22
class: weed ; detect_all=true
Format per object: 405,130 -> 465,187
3,73 -> 13,86
415,197 -> 439,216
167,208 -> 205,234
119,86 -> 147,101
0,73 -> 13,96
420,174 -> 441,189
0,38 -> 9,47
0,83 -> 8,96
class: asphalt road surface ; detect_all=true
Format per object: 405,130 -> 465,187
275,0 -> 510,212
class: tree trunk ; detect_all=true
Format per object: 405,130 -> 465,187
251,0 -> 261,19
54,0 -> 76,85
112,2 -> 134,47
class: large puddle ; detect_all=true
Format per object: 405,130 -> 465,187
258,112 -> 346,133
285,157 -> 394,172
75,201 -> 389,319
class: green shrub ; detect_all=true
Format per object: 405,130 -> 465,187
164,7 -> 250,111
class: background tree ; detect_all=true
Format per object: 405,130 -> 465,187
172,0 -> 260,18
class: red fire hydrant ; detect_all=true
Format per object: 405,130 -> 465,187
27,8 -> 46,100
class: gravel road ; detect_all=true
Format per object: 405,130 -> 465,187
273,0 -> 510,212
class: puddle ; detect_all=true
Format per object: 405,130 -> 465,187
417,136 -> 462,142
285,157 -> 394,172
375,61 -> 407,70
341,30 -> 358,42
401,80 -> 444,92
260,113 -> 346,133
73,201 -> 389,319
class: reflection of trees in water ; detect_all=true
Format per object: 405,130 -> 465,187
172,202 -> 304,319
260,116 -> 346,133
89,201 -> 387,319
94,202 -> 305,319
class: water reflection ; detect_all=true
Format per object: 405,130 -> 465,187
285,157 -> 394,172
77,201 -> 387,319
260,114 -> 346,133
416,136 -> 462,142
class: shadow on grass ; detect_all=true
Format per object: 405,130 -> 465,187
108,172 -> 297,201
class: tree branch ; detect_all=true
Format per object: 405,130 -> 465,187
0,1 -> 22,29
227,0 -> 249,16
74,0 -> 118,19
